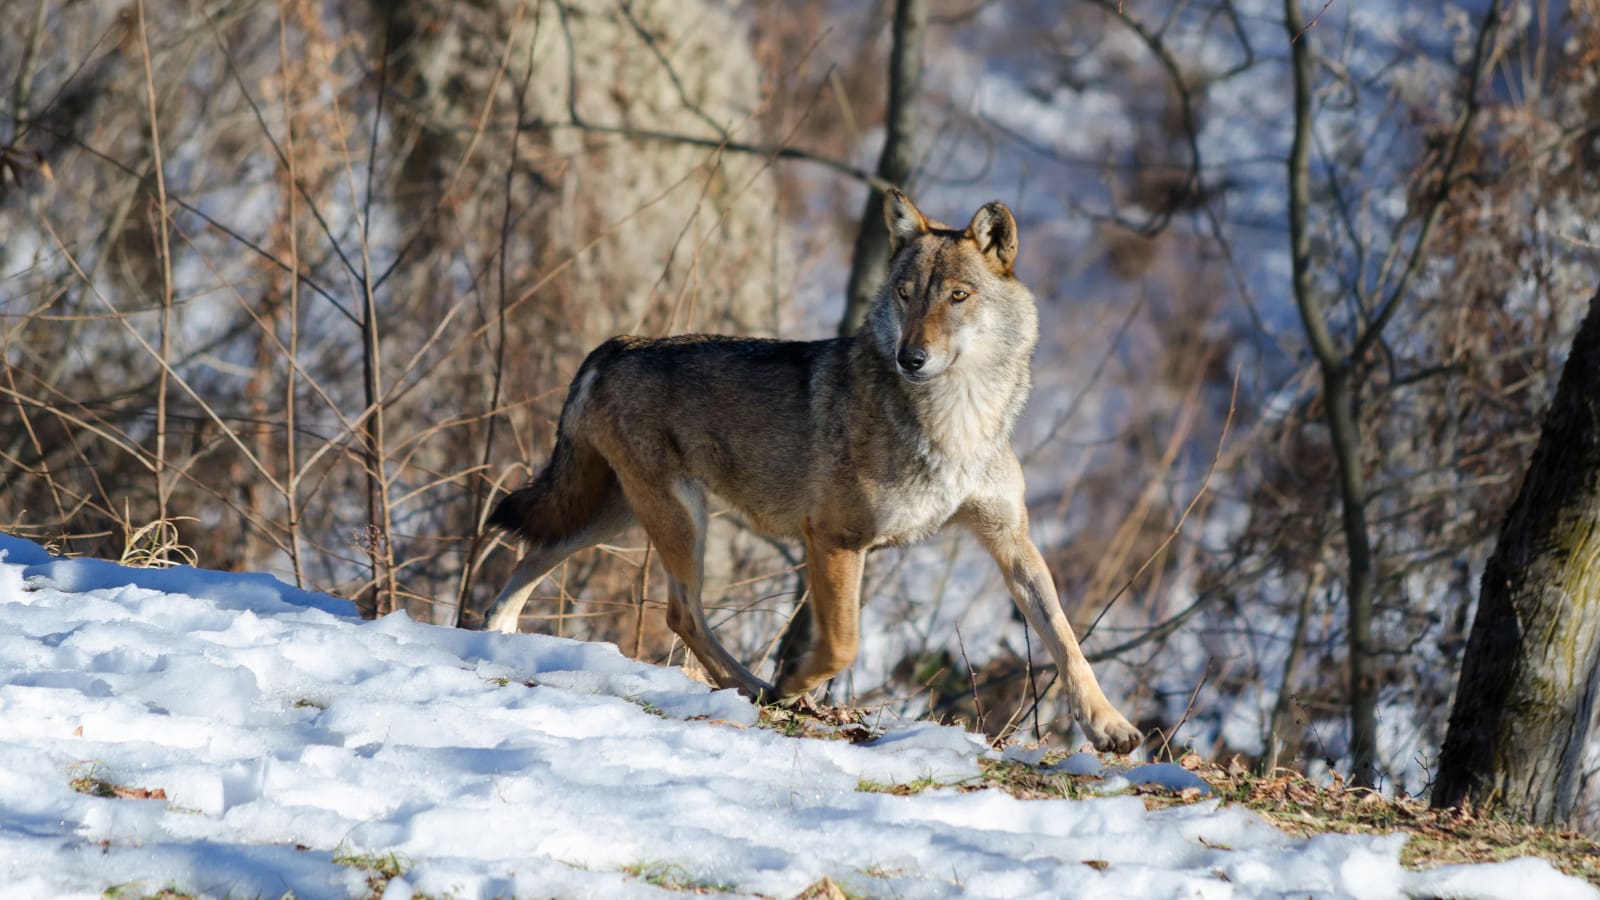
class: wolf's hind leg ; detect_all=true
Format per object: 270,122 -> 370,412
625,476 -> 775,699
478,489 -> 634,633
482,546 -> 571,633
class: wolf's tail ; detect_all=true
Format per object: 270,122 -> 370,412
487,431 -> 620,547
489,344 -> 626,547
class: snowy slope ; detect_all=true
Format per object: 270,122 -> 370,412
0,535 -> 1591,900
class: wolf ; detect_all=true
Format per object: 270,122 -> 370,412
476,190 -> 1141,753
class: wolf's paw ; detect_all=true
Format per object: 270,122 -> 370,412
771,691 -> 820,714
485,609 -> 521,635
722,673 -> 780,706
766,687 -> 811,710
1082,708 -> 1142,755
771,672 -> 822,706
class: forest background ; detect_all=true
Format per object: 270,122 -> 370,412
3,0 -> 1597,819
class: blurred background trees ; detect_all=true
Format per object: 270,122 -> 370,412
4,0 -> 1599,821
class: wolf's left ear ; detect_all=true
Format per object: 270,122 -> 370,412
884,188 -> 931,255
965,202 -> 1018,275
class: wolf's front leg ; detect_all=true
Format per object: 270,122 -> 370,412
960,497 -> 1141,754
1005,539 -> 1140,752
774,524 -> 866,700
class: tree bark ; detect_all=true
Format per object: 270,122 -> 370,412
837,0 -> 925,337
1433,287 -> 1600,824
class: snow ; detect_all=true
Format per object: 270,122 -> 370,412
0,534 -> 1592,900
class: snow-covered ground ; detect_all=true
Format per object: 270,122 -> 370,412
0,535 -> 1591,900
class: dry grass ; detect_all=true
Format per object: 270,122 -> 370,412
67,762 -> 166,801
102,885 -> 196,899
332,849 -> 444,900
983,750 -> 1600,884
620,861 -> 736,894
753,701 -> 1600,885
756,698 -> 878,743
118,514 -> 197,569
1183,755 -> 1600,883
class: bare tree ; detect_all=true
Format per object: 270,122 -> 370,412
837,0 -> 925,338
1433,287 -> 1600,825
1284,0 -> 1499,787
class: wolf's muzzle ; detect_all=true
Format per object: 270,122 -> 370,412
896,346 -> 929,374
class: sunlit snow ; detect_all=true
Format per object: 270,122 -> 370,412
0,534 -> 1591,900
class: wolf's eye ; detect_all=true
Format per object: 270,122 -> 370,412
950,289 -> 970,303
897,283 -> 911,299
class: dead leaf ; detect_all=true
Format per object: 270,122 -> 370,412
793,876 -> 848,900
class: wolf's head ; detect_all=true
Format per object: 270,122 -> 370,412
867,190 -> 1039,384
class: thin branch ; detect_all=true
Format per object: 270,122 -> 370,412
517,116 -> 894,192
202,9 -> 367,314
1085,364 -> 1239,640
1083,0 -> 1204,237
616,0 -> 728,140
27,123 -> 356,324
1352,0 -> 1501,362
134,0 -> 175,530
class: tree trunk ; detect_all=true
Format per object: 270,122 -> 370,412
837,0 -> 925,337
1432,287 -> 1600,824
781,0 -> 924,688
1283,0 -> 1380,787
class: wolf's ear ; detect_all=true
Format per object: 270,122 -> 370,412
883,188 -> 930,255
965,202 -> 1018,275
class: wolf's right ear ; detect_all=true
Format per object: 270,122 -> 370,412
883,188 -> 930,255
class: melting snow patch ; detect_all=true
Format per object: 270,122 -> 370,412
1105,762 -> 1214,796
1055,750 -> 1107,777
1410,855 -> 1599,900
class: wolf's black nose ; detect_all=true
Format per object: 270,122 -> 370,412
898,347 -> 928,372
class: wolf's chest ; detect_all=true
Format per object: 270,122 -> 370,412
867,457 -> 988,547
